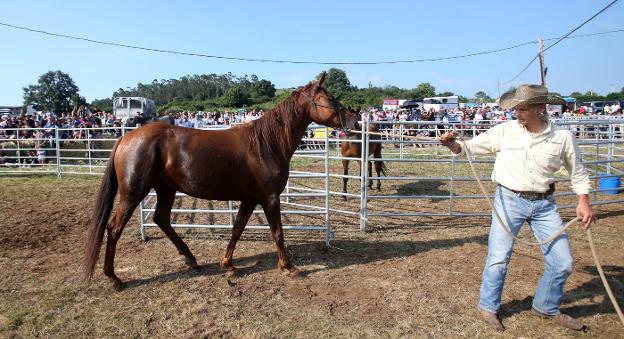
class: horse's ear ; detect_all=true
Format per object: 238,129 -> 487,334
355,106 -> 361,113
317,72 -> 327,87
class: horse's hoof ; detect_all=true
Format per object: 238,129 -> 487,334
224,269 -> 237,278
110,277 -> 125,291
341,196 -> 347,201
184,256 -> 200,269
282,266 -> 302,278
288,269 -> 303,279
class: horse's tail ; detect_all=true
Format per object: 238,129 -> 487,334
84,137 -> 121,282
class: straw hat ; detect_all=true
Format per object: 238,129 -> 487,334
499,84 -> 565,110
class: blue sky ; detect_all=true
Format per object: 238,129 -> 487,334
1,0 -> 622,105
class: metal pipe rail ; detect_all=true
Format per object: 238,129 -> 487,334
2,122 -> 622,235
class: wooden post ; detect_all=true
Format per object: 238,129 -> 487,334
538,36 -> 546,85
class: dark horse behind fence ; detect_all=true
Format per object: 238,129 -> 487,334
85,73 -> 359,288
340,112 -> 387,199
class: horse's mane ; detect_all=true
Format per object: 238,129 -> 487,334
247,86 -> 311,162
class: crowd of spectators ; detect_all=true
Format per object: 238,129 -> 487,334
0,105 -> 267,166
161,109 -> 265,128
1,102 -> 621,159
359,103 -> 623,139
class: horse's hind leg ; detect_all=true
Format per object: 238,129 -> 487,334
262,195 -> 299,277
103,196 -> 142,289
154,184 -> 198,269
341,159 -> 349,201
374,146 -> 383,190
367,160 -> 373,189
220,200 -> 256,276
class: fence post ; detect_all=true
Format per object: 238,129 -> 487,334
359,116 -> 370,232
607,122 -> 614,175
87,128 -> 93,174
449,156 -> 456,216
399,123 -> 404,159
55,127 -> 61,178
16,129 -> 21,167
594,123 -> 599,200
324,127 -> 331,245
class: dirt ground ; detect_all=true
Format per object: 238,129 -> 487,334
0,175 -> 622,338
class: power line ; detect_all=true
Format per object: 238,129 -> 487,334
544,0 -> 620,52
0,21 -> 622,66
501,0 -> 620,85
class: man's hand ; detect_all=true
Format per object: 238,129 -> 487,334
576,194 -> 596,229
439,131 -> 462,154
439,131 -> 458,147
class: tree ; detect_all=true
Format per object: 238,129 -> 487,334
474,91 -> 493,103
251,79 -> 276,100
23,70 -> 80,113
413,83 -> 436,99
91,98 -> 113,112
321,68 -> 352,99
220,86 -> 250,107
437,91 -> 455,97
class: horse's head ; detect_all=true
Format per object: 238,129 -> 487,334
347,106 -> 364,128
300,73 -> 359,131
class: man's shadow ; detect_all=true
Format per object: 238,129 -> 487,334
500,265 -> 624,319
397,180 -> 450,202
121,233 -> 488,289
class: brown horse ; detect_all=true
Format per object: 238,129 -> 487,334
85,73 -> 359,288
340,115 -> 387,199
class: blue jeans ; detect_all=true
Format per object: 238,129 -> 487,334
479,185 -> 574,315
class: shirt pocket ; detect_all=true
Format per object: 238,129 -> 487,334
533,142 -> 562,172
499,140 -> 525,161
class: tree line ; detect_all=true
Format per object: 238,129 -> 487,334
21,69 -> 624,114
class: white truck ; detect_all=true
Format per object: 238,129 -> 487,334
422,95 -> 459,112
113,97 -> 156,119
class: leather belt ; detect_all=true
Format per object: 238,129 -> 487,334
500,183 -> 555,201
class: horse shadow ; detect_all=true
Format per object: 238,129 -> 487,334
120,233 -> 488,289
499,265 -> 624,319
396,180 -> 450,202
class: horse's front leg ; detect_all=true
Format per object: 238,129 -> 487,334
220,201 -> 256,277
262,194 -> 300,277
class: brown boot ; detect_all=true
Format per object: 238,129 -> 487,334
531,308 -> 584,330
481,310 -> 505,332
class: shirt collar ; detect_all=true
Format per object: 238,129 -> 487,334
517,118 -> 552,137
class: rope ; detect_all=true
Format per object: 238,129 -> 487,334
351,127 -> 623,325
586,228 -> 624,325
348,129 -> 434,141
457,138 -> 624,327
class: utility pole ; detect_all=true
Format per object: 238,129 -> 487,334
538,36 -> 546,86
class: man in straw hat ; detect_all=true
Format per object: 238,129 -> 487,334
439,84 -> 595,331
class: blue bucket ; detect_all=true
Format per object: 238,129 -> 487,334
599,175 -> 621,195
